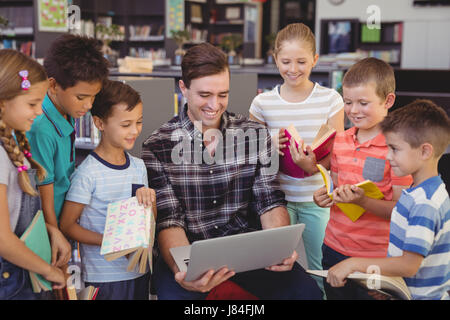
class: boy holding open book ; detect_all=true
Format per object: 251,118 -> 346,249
313,58 -> 412,299
60,80 -> 156,300
327,100 -> 450,300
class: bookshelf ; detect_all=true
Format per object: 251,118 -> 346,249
0,0 -> 35,56
358,21 -> 403,67
279,0 -> 316,32
320,19 -> 403,66
179,0 -> 262,59
72,0 -> 166,60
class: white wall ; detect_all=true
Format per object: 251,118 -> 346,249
315,0 -> 450,69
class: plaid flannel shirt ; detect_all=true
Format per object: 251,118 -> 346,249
142,105 -> 286,242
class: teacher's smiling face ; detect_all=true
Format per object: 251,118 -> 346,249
179,69 -> 230,133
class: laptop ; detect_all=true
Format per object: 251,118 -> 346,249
170,224 -> 305,282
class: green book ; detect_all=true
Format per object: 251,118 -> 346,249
20,210 -> 53,293
361,24 -> 381,43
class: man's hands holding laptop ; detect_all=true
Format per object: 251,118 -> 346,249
174,250 -> 298,293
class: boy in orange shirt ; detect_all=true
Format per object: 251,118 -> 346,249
313,58 -> 412,299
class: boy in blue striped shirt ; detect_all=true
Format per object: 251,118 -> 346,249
326,99 -> 450,300
60,80 -> 156,299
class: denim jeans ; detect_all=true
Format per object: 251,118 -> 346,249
0,169 -> 43,300
86,272 -> 150,300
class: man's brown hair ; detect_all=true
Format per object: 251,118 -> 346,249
343,57 -> 395,100
380,99 -> 450,158
181,42 -> 229,89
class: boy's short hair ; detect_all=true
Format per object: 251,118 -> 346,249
44,34 -> 109,90
181,42 -> 228,89
91,80 -> 141,120
342,57 -> 395,100
380,99 -> 450,158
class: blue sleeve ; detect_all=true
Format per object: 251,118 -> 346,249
403,203 -> 438,257
65,167 -> 94,205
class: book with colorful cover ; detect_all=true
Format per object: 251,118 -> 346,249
280,124 -> 336,178
316,164 -> 385,222
307,269 -> 411,300
19,210 -> 52,293
100,197 -> 156,273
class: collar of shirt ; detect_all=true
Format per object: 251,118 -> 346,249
346,126 -> 386,149
42,94 -> 75,138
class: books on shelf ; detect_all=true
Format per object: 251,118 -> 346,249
74,112 -> 100,148
279,124 -> 336,179
66,285 -> 99,300
307,269 -> 411,300
186,24 -> 208,43
190,4 -> 203,23
361,24 -> 381,43
358,49 -> 401,64
100,197 -> 156,274
129,25 -> 165,41
19,210 -> 52,293
316,164 -> 385,222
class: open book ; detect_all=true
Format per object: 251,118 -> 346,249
316,164 -> 385,222
307,269 -> 412,300
280,124 -> 336,178
65,285 -> 99,300
100,197 -> 156,274
19,210 -> 52,293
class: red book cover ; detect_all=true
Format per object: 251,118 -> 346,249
279,125 -> 336,178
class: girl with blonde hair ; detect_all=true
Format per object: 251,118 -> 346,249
0,49 -> 70,299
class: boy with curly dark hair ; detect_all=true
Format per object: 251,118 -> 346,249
27,34 -> 109,227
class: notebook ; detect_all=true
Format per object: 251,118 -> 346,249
170,224 -> 305,282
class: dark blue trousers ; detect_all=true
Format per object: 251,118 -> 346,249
321,244 -> 376,300
153,256 -> 323,300
85,272 -> 150,300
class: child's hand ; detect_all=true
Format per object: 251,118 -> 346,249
327,258 -> 356,288
43,265 -> 66,290
46,224 -> 72,267
273,128 -> 289,156
288,139 -> 318,175
332,184 -> 365,205
313,186 -> 333,208
136,187 -> 156,208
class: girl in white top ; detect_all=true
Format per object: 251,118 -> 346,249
0,49 -> 70,299
249,23 -> 344,295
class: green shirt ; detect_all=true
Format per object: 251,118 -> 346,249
27,94 -> 76,221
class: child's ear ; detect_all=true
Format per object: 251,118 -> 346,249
312,53 -> 319,67
48,77 -> 57,95
384,93 -> 396,110
421,142 -> 434,160
92,115 -> 104,131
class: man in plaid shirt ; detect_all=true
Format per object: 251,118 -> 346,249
142,43 -> 322,300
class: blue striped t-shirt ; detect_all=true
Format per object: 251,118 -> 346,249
65,152 -> 149,283
388,175 -> 450,300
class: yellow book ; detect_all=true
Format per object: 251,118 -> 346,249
316,164 -> 384,222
